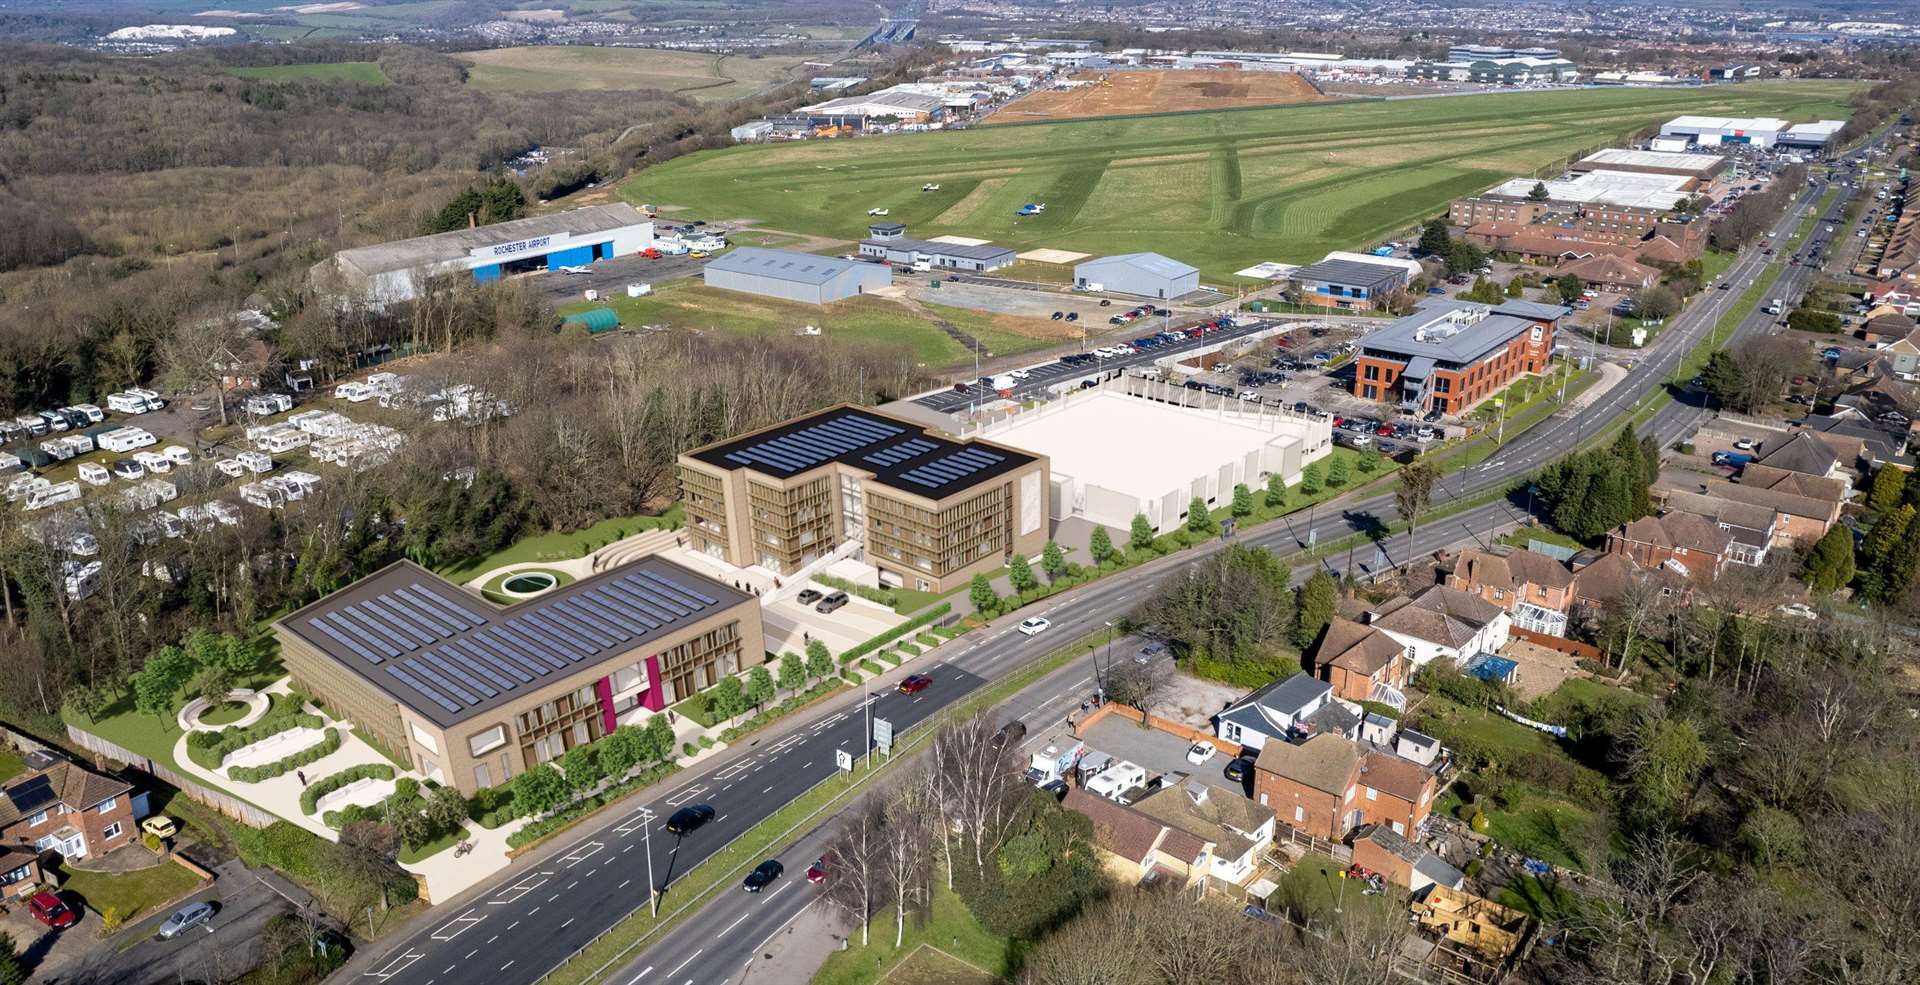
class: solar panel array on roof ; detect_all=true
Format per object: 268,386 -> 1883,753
299,567 -> 727,722
721,413 -> 904,475
899,447 -> 1005,490
3,775 -> 55,816
863,437 -> 937,467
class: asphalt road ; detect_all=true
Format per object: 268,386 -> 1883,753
55,858 -> 316,985
531,253 -> 707,308
350,135 -> 1883,985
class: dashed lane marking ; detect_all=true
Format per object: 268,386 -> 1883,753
361,949 -> 424,979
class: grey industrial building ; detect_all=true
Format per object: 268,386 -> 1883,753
1073,252 -> 1200,300
1289,258 -> 1411,311
702,247 -> 892,305
857,223 -> 1016,272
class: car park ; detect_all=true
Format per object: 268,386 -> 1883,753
743,859 -> 784,892
665,803 -> 717,835
898,674 -> 932,694
1018,617 -> 1051,636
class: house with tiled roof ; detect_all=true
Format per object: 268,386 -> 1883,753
1556,253 -> 1658,291
1709,472 -> 1845,543
1862,311 -> 1918,345
1064,781 -> 1276,889
1251,733 -> 1440,842
1606,511 -> 1732,582
1212,672 -> 1339,752
2,750 -> 137,865
1445,547 -> 1575,636
1662,490 -> 1779,564
1792,414 -> 1912,470
1367,585 -> 1512,670
1569,552 -> 1641,611
1885,327 -> 1920,380
1308,618 -> 1412,710
1352,824 -> 1466,892
1756,431 -> 1848,481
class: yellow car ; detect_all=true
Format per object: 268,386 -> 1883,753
690,250 -> 709,259
142,816 -> 178,840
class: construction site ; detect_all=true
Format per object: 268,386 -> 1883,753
985,69 -> 1328,125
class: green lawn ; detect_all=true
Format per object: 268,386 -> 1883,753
925,303 -> 1068,359
230,61 -> 389,84
55,858 -> 206,923
198,701 -> 254,726
1273,852 -> 1401,923
0,745 -> 24,783
1410,695 -> 1564,764
1480,784 -> 1605,873
397,826 -> 466,865
623,82 -> 1860,281
1496,526 -> 1585,552
812,884 -> 1013,985
1700,248 -> 1736,286
561,282 -> 971,368
435,505 -> 682,583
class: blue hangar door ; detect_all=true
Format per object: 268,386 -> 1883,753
544,242 -> 615,271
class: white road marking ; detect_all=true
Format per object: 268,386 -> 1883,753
361,948 -> 424,979
619,878 -> 631,889
489,873 -> 551,905
614,808 -> 657,836
718,911 -> 751,938
561,917 -> 574,929
668,950 -> 702,976
557,842 -> 605,868
627,968 -> 654,985
465,950 -> 477,960
429,909 -> 485,942
500,960 -> 514,971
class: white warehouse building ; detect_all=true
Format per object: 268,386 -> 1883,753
1073,252 -> 1200,300
1657,115 -> 1789,148
312,204 -> 654,305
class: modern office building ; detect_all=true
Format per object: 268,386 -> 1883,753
1657,115 -> 1789,148
703,247 -> 893,304
1353,298 -> 1567,416
275,557 -> 764,797
1446,44 -> 1562,62
858,224 -> 1016,271
312,204 -> 654,305
1073,253 -> 1200,300
1778,120 -> 1847,152
1288,258 -> 1411,311
679,405 -> 1048,594
1406,52 -> 1578,84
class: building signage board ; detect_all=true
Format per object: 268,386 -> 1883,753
489,235 -> 555,259
836,749 -> 854,772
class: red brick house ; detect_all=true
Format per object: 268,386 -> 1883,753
1446,547 -> 1576,636
1252,734 -> 1441,842
1,754 -> 136,864
1309,618 -> 1410,706
1605,511 -> 1732,584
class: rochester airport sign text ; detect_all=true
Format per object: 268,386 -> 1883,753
489,235 -> 556,258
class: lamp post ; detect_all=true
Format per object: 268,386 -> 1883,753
1098,621 -> 1113,700
645,811 -> 658,917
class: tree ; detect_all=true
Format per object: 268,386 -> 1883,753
823,797 -> 887,946
968,574 -> 999,616
1039,540 -> 1067,581
1264,472 -> 1287,508
931,714 -> 1024,874
805,639 -> 833,681
558,743 -> 603,793
1868,465 -> 1907,515
1527,180 -> 1550,201
1463,275 -> 1503,304
420,177 -> 526,234
1231,483 -> 1253,518
192,664 -> 234,707
745,665 -> 775,713
1394,458 -> 1440,556
708,677 -> 746,725
1008,554 -> 1038,594
133,643 -> 197,717
332,821 -> 407,911
1104,658 -> 1170,714
1505,276 -> 1525,297
1445,240 -> 1486,277
1799,524 -> 1855,594
1088,525 -> 1113,563
1129,513 -> 1154,551
1556,273 -> 1584,302
1292,570 -> 1337,650
1623,712 -> 1709,823
878,790 -> 933,947
1300,462 -> 1322,496
1702,335 -> 1807,414
423,785 -> 468,838
1418,218 -> 1451,257
1137,545 -> 1296,665
1357,451 -> 1378,473
1185,496 -> 1216,535
1327,456 -> 1350,487
777,652 -> 806,697
508,760 -> 564,815
1632,285 -> 1681,321
0,932 -> 25,985
643,713 -> 677,764
598,724 -> 646,780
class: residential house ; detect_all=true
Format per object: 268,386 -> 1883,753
1351,824 -> 1465,892
1308,618 -> 1412,711
1882,327 -> 1920,380
1555,254 -> 1658,291
1792,414 -> 1912,470
1705,474 -> 1845,543
1367,585 -> 1512,669
1606,511 -> 1732,583
0,845 -> 39,900
1,753 -> 137,862
1661,491 -> 1779,564
1445,547 -> 1575,636
211,340 -> 273,392
1861,311 -> 1918,346
1251,734 -> 1440,842
1753,432 -> 1853,491
1213,673 -> 1346,752
1129,780 -> 1277,886
1569,552 -> 1641,612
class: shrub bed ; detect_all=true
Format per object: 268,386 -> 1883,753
323,777 -> 422,829
229,727 -> 341,782
811,573 -> 898,609
468,787 -> 518,829
915,633 -> 940,647
185,705 -> 325,771
876,652 -> 901,668
506,762 -> 678,849
717,680 -> 843,743
896,643 -> 921,657
300,764 -> 396,815
840,603 -> 951,664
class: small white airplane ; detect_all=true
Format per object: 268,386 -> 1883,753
558,265 -> 590,275
922,183 -> 941,192
868,207 -> 891,216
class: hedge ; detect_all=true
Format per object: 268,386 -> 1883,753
229,728 -> 341,782
185,707 -> 326,770
300,764 -> 396,815
840,603 -> 951,664
915,633 -> 940,647
323,777 -> 422,829
811,573 -> 898,609
506,762 -> 678,850
876,651 -> 901,668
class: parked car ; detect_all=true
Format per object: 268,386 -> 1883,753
665,804 -> 717,835
1223,757 -> 1254,783
796,588 -> 823,605
743,859 -> 784,893
1018,617 -> 1051,636
1186,742 -> 1217,765
898,674 -> 933,694
30,891 -> 77,929
807,855 -> 831,885
815,591 -> 849,614
1038,779 -> 1070,802
157,901 -> 215,939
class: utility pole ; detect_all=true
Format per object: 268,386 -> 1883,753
864,676 -> 872,770
646,813 -> 658,916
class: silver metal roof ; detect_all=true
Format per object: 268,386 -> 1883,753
705,247 -> 872,285
1076,252 -> 1198,280
1357,299 -> 1565,365
333,204 -> 649,276
860,237 -> 1016,262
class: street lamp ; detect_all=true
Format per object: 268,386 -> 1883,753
1098,621 -> 1113,699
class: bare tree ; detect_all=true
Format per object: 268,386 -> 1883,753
1103,658 -> 1170,719
877,789 -> 932,947
931,714 -> 1024,873
1393,459 -> 1440,564
822,797 -> 887,946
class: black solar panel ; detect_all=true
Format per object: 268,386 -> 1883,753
453,638 -> 533,684
404,658 -> 481,707
863,437 -> 938,467
544,602 -> 621,650
385,589 -> 461,637
900,447 -> 1006,490
513,614 -> 597,660
365,596 -> 441,647
344,604 -> 418,653
639,570 -> 719,608
386,665 -> 461,715
5,775 -> 56,816
420,649 -> 498,699
720,413 -> 904,474
599,581 -> 674,626
309,616 -> 385,665
566,595 -> 640,640
410,584 -> 490,627
327,611 -> 400,659
472,628 -> 560,675
488,625 -> 571,671
616,575 -> 692,618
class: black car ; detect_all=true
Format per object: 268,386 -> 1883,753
1038,779 -> 1069,802
1224,757 -> 1253,782
796,588 -> 822,605
1099,299 -> 1112,307
995,720 -> 1029,746
1066,312 -> 1078,322
665,804 -> 716,835
1051,311 -> 1064,320
743,859 -> 784,893
815,591 -> 850,614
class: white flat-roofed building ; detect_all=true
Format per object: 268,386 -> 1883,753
969,382 -> 1332,535
1779,120 -> 1847,151
1485,169 -> 1695,211
1572,148 -> 1729,181
1658,115 -> 1789,148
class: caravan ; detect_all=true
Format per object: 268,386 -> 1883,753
25,481 -> 81,511
105,390 -> 164,415
242,392 -> 293,417
133,451 -> 173,474
239,482 -> 286,510
97,427 -> 158,453
236,451 -> 274,474
253,427 -> 309,454
63,560 -> 102,601
77,462 -> 111,486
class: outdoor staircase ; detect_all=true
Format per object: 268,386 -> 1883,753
590,527 -> 682,573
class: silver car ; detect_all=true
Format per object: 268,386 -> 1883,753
157,901 -> 214,939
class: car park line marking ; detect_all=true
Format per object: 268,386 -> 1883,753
489,873 -> 551,905
763,785 -> 774,794
430,910 -> 485,942
529,906 -> 541,915
668,950 -> 702,976
550,893 -> 562,901
719,912 -> 751,938
446,967 -> 456,976
614,808 -> 657,836
663,785 -> 709,807
363,948 -> 425,979
718,814 -> 729,823
762,882 -> 790,904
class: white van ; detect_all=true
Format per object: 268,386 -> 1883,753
1084,761 -> 1149,804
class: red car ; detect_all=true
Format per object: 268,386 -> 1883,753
1274,337 -> 1294,348
1376,424 -> 1395,437
807,854 -> 832,885
898,674 -> 932,695
30,891 -> 77,929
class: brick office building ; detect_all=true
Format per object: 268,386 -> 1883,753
276,557 -> 765,797
1352,298 -> 1568,416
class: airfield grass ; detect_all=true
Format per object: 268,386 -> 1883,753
458,46 -> 807,100
624,82 -> 1862,281
229,61 -> 390,84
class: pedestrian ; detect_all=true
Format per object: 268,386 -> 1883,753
296,769 -> 308,787
1079,699 -> 1090,714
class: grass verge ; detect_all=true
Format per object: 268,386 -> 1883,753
436,505 -> 682,583
811,885 -> 1010,985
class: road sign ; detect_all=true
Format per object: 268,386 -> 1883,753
835,749 -> 854,772
873,717 -> 894,754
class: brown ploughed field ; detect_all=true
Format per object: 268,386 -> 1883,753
985,69 -> 1326,124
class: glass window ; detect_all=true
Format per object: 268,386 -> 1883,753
27,811 -> 46,827
468,725 -> 507,757
97,797 -> 117,814
474,763 -> 493,790
102,822 -> 122,840
613,665 -> 643,693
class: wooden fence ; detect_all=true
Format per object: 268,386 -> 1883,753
66,724 -> 279,829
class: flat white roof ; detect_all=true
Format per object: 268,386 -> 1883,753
1578,148 -> 1723,174
1489,169 -> 1692,210
1662,115 -> 1788,134
982,391 -> 1301,501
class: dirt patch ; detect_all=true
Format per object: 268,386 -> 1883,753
986,70 -> 1326,125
